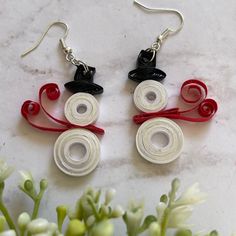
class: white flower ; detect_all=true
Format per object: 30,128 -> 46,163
168,205 -> 193,228
27,218 -> 49,234
90,220 -> 114,236
0,230 -> 16,236
17,212 -> 31,230
0,160 -> 13,183
124,200 -> 144,235
19,171 -> 34,190
174,183 -> 207,206
148,222 -> 161,236
105,188 -> 116,205
111,205 -> 125,218
47,223 -> 58,235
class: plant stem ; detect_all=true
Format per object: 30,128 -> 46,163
87,198 -> 100,221
19,229 -> 25,236
31,188 -> 45,220
0,201 -> 17,233
160,208 -> 170,236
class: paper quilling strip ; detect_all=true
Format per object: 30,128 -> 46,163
133,79 -> 218,164
136,118 -> 184,164
54,129 -> 100,176
21,83 -> 104,135
133,79 -> 218,124
133,80 -> 168,112
21,83 -> 104,176
64,93 -> 99,126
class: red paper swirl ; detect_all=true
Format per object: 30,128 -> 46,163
21,83 -> 104,135
133,79 -> 218,124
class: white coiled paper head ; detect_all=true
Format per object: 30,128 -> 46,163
136,118 -> 184,164
54,129 -> 100,176
64,93 -> 99,126
133,80 -> 168,112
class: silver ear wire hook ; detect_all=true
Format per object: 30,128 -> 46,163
21,21 -> 89,72
134,0 -> 184,58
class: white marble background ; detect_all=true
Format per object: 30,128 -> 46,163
0,0 -> 235,235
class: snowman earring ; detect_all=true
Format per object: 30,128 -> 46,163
128,1 -> 185,164
21,22 -> 104,176
129,2 -> 217,164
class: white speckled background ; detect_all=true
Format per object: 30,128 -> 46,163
0,0 -> 235,235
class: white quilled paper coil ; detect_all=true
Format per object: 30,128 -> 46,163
54,129 -> 100,176
133,80 -> 168,112
64,93 -> 99,126
136,118 -> 184,164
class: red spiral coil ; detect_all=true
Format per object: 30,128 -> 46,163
133,79 -> 218,124
21,83 -> 104,135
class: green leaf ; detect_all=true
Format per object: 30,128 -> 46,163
138,215 -> 157,233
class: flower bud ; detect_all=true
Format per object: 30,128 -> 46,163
0,230 -> 16,236
56,205 -> 67,232
24,180 -> 33,192
65,219 -> 86,236
209,231 -> 218,236
160,194 -> 168,204
47,223 -> 58,234
111,205 -> 124,218
0,160 -> 14,183
105,189 -> 116,205
171,178 -> 180,192
148,222 -> 160,236
100,205 -> 110,216
19,171 -> 34,191
17,212 -> 31,231
27,218 -> 49,234
86,216 -> 95,227
90,220 -> 114,236
40,179 -> 48,191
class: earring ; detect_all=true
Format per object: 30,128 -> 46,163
21,22 -> 104,176
128,0 -> 184,83
129,2 -> 218,164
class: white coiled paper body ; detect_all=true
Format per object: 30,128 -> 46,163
54,129 -> 100,176
133,80 -> 168,112
136,118 -> 184,164
64,93 -> 99,126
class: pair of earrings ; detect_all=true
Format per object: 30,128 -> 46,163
21,1 -> 217,176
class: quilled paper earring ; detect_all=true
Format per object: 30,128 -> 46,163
129,1 -> 218,164
21,22 -> 104,176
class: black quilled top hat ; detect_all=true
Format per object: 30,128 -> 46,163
128,49 -> 166,83
64,65 -> 104,95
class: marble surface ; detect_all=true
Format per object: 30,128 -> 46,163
0,0 -> 235,235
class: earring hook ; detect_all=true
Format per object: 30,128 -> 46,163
21,21 -> 69,57
21,21 -> 89,72
134,0 -> 184,55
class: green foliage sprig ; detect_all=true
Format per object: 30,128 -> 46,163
0,160 -> 226,236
